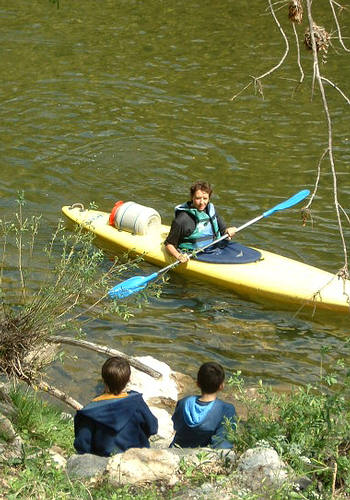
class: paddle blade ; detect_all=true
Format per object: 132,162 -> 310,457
263,189 -> 310,217
108,273 -> 158,300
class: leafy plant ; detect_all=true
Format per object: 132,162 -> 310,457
0,195 -> 149,388
227,348 -> 350,496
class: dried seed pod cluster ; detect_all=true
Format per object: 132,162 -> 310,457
288,0 -> 303,24
304,23 -> 330,52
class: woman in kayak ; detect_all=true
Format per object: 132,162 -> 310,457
164,181 -> 237,263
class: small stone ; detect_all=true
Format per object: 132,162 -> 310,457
66,453 -> 108,479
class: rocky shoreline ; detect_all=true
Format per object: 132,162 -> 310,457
0,356 -> 311,498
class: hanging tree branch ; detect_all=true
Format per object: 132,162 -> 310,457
231,0 -> 289,100
231,0 -> 349,279
329,0 -> 350,52
305,0 -> 349,277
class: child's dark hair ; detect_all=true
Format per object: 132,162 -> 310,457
102,357 -> 131,394
197,362 -> 225,394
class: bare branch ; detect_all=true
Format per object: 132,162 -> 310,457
305,0 -> 349,272
320,76 -> 350,104
305,148 -> 329,209
256,0 -> 290,80
339,204 -> 350,225
292,23 -> 305,84
230,81 -> 253,102
50,336 -> 162,379
231,0 -> 289,100
36,380 -> 82,410
329,0 -> 350,52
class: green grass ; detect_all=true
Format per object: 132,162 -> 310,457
10,386 -> 75,453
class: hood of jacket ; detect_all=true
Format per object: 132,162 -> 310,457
77,390 -> 144,433
183,396 -> 216,427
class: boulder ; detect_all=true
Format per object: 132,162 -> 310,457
236,446 -> 288,491
107,448 -> 180,486
127,356 -> 180,403
0,414 -> 17,441
149,406 -> 174,448
0,435 -> 24,462
0,411 -> 24,463
66,453 -> 108,479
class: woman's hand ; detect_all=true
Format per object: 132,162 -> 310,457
177,252 -> 190,263
165,243 -> 190,263
225,226 -> 237,239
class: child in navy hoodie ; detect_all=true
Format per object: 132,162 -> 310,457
170,362 -> 236,449
74,356 -> 158,457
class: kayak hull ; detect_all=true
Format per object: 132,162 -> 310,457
62,205 -> 350,314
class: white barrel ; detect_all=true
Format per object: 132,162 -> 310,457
114,201 -> 161,235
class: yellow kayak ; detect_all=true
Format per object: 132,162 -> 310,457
62,203 -> 350,314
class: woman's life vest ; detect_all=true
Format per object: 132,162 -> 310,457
175,202 -> 221,251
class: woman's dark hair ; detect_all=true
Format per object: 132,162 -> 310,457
102,357 -> 131,394
190,181 -> 213,198
197,362 -> 225,394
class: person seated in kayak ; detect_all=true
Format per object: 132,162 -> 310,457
170,361 -> 236,449
73,356 -> 158,457
164,180 -> 237,263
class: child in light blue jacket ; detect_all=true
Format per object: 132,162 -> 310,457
170,362 -> 236,449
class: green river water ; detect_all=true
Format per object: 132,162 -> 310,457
1,0 -> 349,403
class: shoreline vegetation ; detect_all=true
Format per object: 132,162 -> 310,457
1,359 -> 350,499
0,199 -> 350,498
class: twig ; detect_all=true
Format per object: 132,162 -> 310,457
50,336 -> 162,379
231,0 -> 289,100
230,81 -> 253,101
292,23 -> 305,84
329,0 -> 350,52
305,148 -> 328,209
332,461 -> 338,499
320,77 -> 350,104
255,0 -> 290,80
35,380 -> 82,410
16,201 -> 26,301
339,204 -> 350,225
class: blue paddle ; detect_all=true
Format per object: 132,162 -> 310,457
108,189 -> 310,300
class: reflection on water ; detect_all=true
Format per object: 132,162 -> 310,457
1,0 -> 349,404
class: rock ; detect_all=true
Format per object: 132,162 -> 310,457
0,401 -> 16,419
172,483 -> 232,500
60,412 -> 73,421
149,406 -> 174,448
0,414 -> 17,440
0,382 -> 12,399
0,410 -> 24,464
171,446 -> 236,468
48,446 -> 67,469
236,446 -> 288,491
127,356 -> 180,403
293,475 -> 313,492
66,453 -> 108,479
0,435 -> 24,462
0,385 -> 16,420
22,343 -> 59,377
107,448 -> 180,486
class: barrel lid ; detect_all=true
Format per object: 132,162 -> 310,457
109,200 -> 124,226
